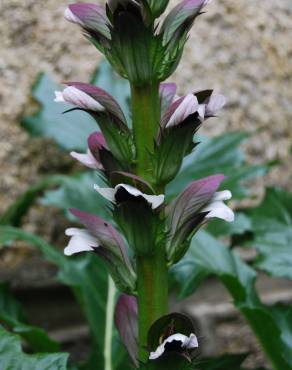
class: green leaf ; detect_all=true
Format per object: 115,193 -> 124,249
0,283 -> 59,353
195,352 -> 248,370
41,172 -> 111,221
0,175 -> 64,227
248,187 -> 292,279
0,325 -> 68,370
0,226 -> 124,370
167,132 -> 267,200
172,231 -> 292,370
22,61 -> 130,151
207,213 -> 252,237
140,353 -> 193,370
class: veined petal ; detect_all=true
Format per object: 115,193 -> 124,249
94,185 -> 116,203
94,184 -> 164,210
70,149 -> 101,170
64,3 -> 111,39
164,94 -> 199,128
203,190 -> 234,222
168,174 -> 225,233
64,228 -> 99,256
88,132 -> 107,154
54,86 -> 104,111
115,294 -> 138,366
149,332 -> 198,360
159,83 -> 177,116
161,0 -> 209,45
65,82 -> 127,124
206,94 -> 226,116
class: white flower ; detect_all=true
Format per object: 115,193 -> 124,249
166,94 -> 199,128
54,86 -> 104,112
94,184 -> 165,210
64,228 -> 99,256
70,149 -> 102,170
202,190 -> 234,222
149,333 -> 198,360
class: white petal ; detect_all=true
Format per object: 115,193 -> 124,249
204,201 -> 235,222
198,104 -> 206,121
70,149 -> 101,170
116,184 -> 165,210
64,7 -> 83,25
149,333 -> 198,360
56,86 -> 104,112
94,184 -> 116,203
54,91 -> 65,103
206,94 -> 226,116
166,94 -> 199,128
117,184 -> 143,198
187,333 -> 199,348
64,228 -> 99,256
142,194 -> 165,210
212,190 -> 232,201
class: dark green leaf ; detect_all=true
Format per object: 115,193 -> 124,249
207,213 -> 252,237
195,352 -> 248,370
140,353 -> 193,370
0,175 -> 64,227
0,283 -> 59,353
172,230 -> 292,370
22,61 -> 130,151
0,226 -> 119,370
41,172 -> 111,221
167,133 -> 267,200
248,187 -> 292,279
0,325 -> 68,370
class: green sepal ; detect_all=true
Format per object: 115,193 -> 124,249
92,112 -> 134,164
145,0 -> 169,19
147,313 -> 195,352
114,200 -> 164,256
152,121 -> 199,186
95,249 -> 136,294
110,8 -> 161,85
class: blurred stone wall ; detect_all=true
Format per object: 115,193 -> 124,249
1,0 -> 292,214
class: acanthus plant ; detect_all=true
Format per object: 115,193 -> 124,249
55,0 -> 234,368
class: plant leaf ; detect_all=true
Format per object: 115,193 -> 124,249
41,172 -> 111,221
247,187 -> 292,279
167,132 -> 267,200
195,352 -> 248,370
0,283 -> 60,353
0,226 -> 125,370
0,175 -> 64,227
0,325 -> 68,369
22,61 -> 130,151
172,230 -> 292,369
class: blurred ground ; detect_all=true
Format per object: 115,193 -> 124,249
1,0 -> 292,368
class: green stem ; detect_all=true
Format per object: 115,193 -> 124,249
137,248 -> 168,362
131,82 -> 160,180
131,81 -> 169,362
104,277 -> 116,370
